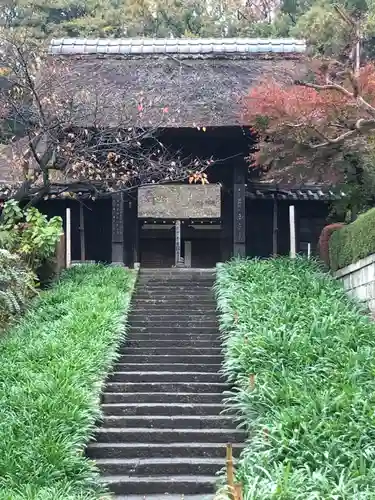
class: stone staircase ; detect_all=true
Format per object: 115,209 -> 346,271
87,268 -> 244,499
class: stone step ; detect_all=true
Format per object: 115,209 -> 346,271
135,288 -> 214,302
136,286 -> 213,291
94,428 -> 244,444
102,392 -> 225,404
118,495 -> 211,500
108,372 -> 223,383
129,320 -> 218,327
129,314 -> 218,321
138,274 -> 215,280
101,403 -> 224,416
102,474 -> 217,495
118,347 -> 222,356
125,334 -> 221,342
138,279 -> 215,284
131,302 -> 216,312
87,442 -> 243,460
116,355 -> 223,364
104,382 -> 227,393
128,326 -> 218,333
101,415 -> 234,430
95,457 -> 225,476
112,363 -> 222,372
124,339 -> 221,349
136,285 -> 213,291
132,299 -> 215,305
139,272 -> 214,278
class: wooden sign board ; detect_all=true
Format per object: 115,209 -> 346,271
138,184 -> 221,219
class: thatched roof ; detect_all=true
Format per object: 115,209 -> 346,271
0,37 -> 308,189
47,37 -> 307,128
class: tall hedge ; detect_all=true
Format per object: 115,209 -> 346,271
318,223 -> 344,266
329,207 -> 375,271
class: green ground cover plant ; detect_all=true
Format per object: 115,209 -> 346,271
215,258 -> 375,499
0,264 -> 135,500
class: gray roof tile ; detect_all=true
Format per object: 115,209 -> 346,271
49,37 -> 306,56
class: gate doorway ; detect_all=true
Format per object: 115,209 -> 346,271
139,220 -> 221,268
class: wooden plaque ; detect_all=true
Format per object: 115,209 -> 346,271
138,184 -> 221,219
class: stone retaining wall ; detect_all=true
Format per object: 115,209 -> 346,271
335,254 -> 375,313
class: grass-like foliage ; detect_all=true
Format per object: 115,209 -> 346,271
0,249 -> 36,328
215,258 -> 375,499
0,264 -> 135,500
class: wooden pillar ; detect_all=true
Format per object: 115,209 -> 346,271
111,192 -> 124,265
66,207 -> 71,268
175,220 -> 182,266
133,197 -> 140,266
272,197 -> 278,257
289,204 -> 296,258
79,203 -> 86,261
233,165 -> 246,258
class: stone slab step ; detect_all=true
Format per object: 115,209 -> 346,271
124,340 -> 221,348
136,288 -> 212,293
138,273 -> 215,279
118,495 -> 212,500
104,382 -> 227,393
128,327 -> 218,334
112,363 -> 222,373
116,355 -> 222,364
129,320 -> 218,328
102,474 -> 217,495
129,314 -> 218,321
95,457 -> 225,476
136,287 -> 214,292
94,428 -> 244,444
87,442 -> 243,460
127,327 -> 218,334
132,299 -> 215,305
139,273 -> 214,279
138,277 -> 215,283
125,334 -> 221,342
131,302 -> 216,317
135,294 -> 214,300
108,372 -> 223,383
102,392 -> 224,404
101,415 -> 234,429
118,347 -> 222,356
101,403 -> 224,416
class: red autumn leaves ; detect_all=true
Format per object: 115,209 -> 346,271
243,63 -> 375,169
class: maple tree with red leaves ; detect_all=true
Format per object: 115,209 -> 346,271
243,8 -> 375,201
244,61 -> 375,185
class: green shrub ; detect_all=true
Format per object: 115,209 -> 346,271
0,264 -> 135,499
0,200 -> 63,273
0,249 -> 36,328
317,223 -> 344,266
329,207 -> 375,271
215,258 -> 375,499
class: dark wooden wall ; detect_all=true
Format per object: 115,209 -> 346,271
246,199 -> 329,258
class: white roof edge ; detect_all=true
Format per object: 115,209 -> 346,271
48,37 -> 307,56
